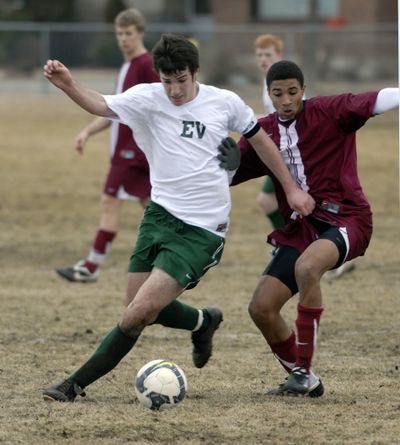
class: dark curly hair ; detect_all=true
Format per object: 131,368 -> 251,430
266,60 -> 304,88
152,33 -> 199,76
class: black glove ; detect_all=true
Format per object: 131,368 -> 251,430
217,137 -> 241,170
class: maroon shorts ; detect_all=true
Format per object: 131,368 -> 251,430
103,164 -> 151,200
268,210 -> 373,262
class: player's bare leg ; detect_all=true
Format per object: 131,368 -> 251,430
248,275 -> 320,396
99,194 -> 123,232
279,239 -> 338,396
43,269 -> 184,402
248,275 -> 293,345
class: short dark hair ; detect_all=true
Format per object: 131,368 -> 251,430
152,33 -> 199,75
266,60 -> 304,88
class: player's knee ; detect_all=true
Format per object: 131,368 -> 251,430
120,301 -> 157,335
295,258 -> 320,286
248,290 -> 275,323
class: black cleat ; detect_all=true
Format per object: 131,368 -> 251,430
309,379 -> 324,397
191,308 -> 223,368
56,260 -> 99,283
42,378 -> 86,402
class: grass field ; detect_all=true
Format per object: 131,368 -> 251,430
0,93 -> 399,445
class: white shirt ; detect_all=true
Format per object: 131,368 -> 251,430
103,83 -> 258,236
262,82 -> 276,115
109,61 -> 130,158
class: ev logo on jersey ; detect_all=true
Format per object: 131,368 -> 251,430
180,120 -> 206,139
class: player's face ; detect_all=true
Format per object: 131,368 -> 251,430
268,79 -> 305,120
115,25 -> 143,59
255,45 -> 282,73
160,68 -> 199,106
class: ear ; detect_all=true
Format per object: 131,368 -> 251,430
193,68 -> 200,81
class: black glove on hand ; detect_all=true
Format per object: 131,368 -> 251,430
217,137 -> 241,170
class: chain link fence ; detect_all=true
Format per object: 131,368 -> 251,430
0,21 -> 397,95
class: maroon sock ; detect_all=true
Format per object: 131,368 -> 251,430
270,331 -> 297,373
84,229 -> 116,273
295,303 -> 324,372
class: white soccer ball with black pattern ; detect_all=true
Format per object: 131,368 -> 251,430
134,359 -> 187,410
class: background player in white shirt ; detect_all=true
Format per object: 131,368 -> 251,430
42,34 -> 314,402
254,34 -> 285,230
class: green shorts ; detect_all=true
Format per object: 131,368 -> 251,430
261,176 -> 276,194
128,201 -> 225,289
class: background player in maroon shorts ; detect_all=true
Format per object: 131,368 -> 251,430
56,8 -> 159,283
222,60 -> 398,396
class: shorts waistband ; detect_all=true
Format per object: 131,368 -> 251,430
146,201 -> 185,232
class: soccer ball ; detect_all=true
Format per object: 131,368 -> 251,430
134,359 -> 187,411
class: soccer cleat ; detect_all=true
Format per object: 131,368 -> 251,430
191,308 -> 223,368
308,378 -> 324,398
55,260 -> 99,283
323,260 -> 356,283
42,378 -> 86,402
281,367 -> 311,395
266,369 -> 324,397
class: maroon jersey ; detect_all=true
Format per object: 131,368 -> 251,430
110,53 -> 159,168
233,91 -> 379,258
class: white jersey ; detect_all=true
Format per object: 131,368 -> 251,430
262,82 -> 276,115
103,83 -> 258,236
109,61 -> 130,158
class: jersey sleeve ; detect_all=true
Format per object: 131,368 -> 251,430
103,84 -> 151,127
231,116 -> 272,186
318,91 -> 379,133
225,90 -> 259,136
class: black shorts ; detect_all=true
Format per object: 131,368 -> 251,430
263,222 -> 348,295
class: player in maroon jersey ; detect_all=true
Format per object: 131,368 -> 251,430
56,8 -> 159,283
219,60 -> 398,396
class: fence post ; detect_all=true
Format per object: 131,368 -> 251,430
40,27 -> 50,94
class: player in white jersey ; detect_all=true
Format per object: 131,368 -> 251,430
42,34 -> 314,402
103,82 -> 257,235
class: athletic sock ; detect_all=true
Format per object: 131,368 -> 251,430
295,303 -> 324,372
152,300 -> 205,331
267,209 -> 285,229
70,324 -> 139,388
270,331 -> 297,373
85,229 -> 116,272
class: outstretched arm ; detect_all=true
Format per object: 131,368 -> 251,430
43,59 -> 116,118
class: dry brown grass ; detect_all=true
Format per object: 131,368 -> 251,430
0,94 -> 399,445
